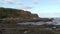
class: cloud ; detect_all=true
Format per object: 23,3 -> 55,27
54,1 -> 60,4
4,0 -> 14,4
19,5 -> 33,9
38,12 -> 60,18
0,2 -> 4,4
46,0 -> 60,4
15,2 -> 23,5
0,0 -> 23,5
23,5 -> 33,9
32,0 -> 38,4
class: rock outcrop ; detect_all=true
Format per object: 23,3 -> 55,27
0,7 -> 32,18
0,7 -> 54,22
39,18 -> 54,22
0,7 -> 55,34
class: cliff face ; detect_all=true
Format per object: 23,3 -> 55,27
32,14 -> 39,18
0,7 -> 53,22
17,11 -> 32,19
0,7 -> 34,19
0,7 -> 40,22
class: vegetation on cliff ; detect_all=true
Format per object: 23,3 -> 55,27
0,7 -> 54,22
0,7 -> 32,18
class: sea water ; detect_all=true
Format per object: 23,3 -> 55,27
17,18 -> 60,25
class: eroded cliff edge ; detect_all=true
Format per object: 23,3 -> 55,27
0,7 -> 53,22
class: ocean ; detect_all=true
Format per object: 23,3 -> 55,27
17,18 -> 60,25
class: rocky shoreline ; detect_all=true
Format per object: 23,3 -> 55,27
0,7 -> 57,34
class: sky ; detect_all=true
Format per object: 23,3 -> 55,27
0,0 -> 60,18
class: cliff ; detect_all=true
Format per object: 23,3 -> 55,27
0,7 -> 32,18
0,7 -> 55,34
0,7 -> 53,22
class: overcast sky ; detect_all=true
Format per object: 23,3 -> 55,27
0,0 -> 60,18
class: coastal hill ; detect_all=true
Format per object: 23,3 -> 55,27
0,7 -> 53,22
0,7 -> 55,34
0,7 -> 32,18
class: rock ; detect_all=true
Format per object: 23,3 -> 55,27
0,7 -> 33,19
39,18 -> 54,22
0,7 -> 54,22
31,14 -> 39,18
